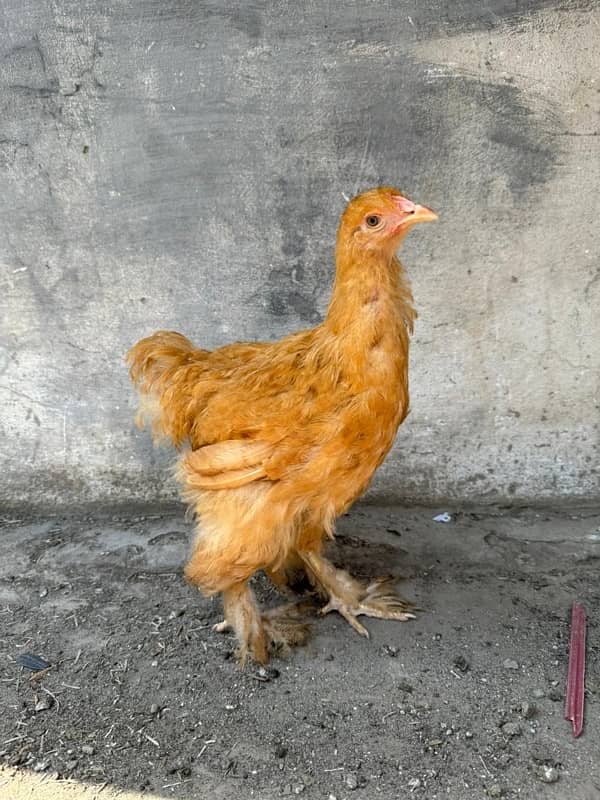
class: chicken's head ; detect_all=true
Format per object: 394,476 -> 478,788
339,186 -> 437,255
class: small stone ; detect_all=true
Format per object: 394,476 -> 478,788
503,659 -> 519,670
501,722 -> 522,737
453,655 -> 470,673
34,696 -> 53,712
520,702 -> 536,719
39,588 -> 48,598
407,778 -> 422,791
537,765 -> 560,784
398,680 -> 414,693
65,759 -> 79,771
254,665 -> 280,682
532,688 -> 545,699
487,784 -> 503,797
81,745 -> 95,755
167,758 -> 190,775
328,795 -> 338,800
547,687 -> 562,702
293,784 -> 305,794
344,772 -> 359,790
382,645 -> 398,657
274,744 -> 288,759
530,747 -> 552,764
150,703 -> 160,715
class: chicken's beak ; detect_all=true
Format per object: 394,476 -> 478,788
390,195 -> 438,235
410,204 -> 438,223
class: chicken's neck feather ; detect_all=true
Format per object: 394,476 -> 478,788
325,248 -> 416,348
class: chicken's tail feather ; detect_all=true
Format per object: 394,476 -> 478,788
126,330 -> 205,446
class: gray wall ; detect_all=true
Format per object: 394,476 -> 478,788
1,1 -> 598,508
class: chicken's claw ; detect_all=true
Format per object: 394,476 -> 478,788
317,574 -> 416,637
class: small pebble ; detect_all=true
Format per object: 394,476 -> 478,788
520,702 -> 536,719
398,680 -> 414,694
532,688 -> 545,699
547,687 -> 562,702
537,765 -> 560,784
464,730 -> 474,739
453,655 -> 470,673
503,659 -> 519,670
39,588 -> 48,598
530,748 -> 552,764
293,784 -> 305,795
382,645 -> 398,657
150,703 -> 160,715
167,758 -> 189,775
487,785 -> 503,798
81,745 -> 95,755
34,696 -> 53,713
274,744 -> 288,759
344,772 -> 359,790
328,795 -> 338,800
407,778 -> 422,790
254,666 -> 280,682
501,722 -> 522,737
32,759 -> 50,773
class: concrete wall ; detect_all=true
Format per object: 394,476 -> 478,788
1,1 -> 598,508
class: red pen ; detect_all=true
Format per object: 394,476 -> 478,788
565,602 -> 587,738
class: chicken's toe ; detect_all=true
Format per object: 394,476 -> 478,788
320,598 -> 370,637
358,579 -> 416,621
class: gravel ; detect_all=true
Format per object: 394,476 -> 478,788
0,505 -> 598,799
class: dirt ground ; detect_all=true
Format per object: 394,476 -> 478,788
0,504 -> 598,800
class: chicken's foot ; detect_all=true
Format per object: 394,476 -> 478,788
300,551 -> 415,638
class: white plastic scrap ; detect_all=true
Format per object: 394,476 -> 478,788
433,512 -> 452,523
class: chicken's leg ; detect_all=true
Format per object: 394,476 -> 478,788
217,582 -> 311,664
265,554 -> 312,596
300,551 -> 415,637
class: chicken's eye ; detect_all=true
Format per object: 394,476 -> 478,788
365,214 -> 382,228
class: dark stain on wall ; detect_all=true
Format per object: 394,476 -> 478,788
1,0 -> 597,504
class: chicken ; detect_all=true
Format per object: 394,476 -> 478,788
126,186 -> 437,663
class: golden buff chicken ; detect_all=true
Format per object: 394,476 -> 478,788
127,187 -> 437,663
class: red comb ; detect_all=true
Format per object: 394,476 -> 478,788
391,195 -> 416,214
565,602 -> 586,738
